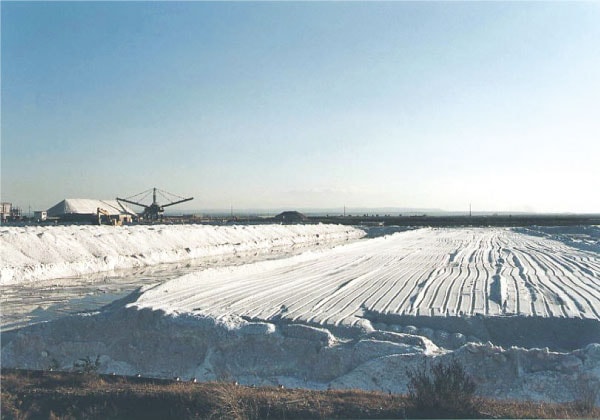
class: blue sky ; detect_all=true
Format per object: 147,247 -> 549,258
2,2 -> 599,213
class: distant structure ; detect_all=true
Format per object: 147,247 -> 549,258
0,202 -> 23,223
274,211 -> 308,223
1,202 -> 12,223
33,211 -> 47,222
117,188 -> 193,221
47,199 -> 135,224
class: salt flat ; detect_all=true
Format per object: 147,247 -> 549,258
135,227 -> 600,325
2,225 -> 599,404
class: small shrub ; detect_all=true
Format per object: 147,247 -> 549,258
73,355 -> 101,374
48,358 -> 60,371
406,358 -> 477,418
209,382 -> 253,420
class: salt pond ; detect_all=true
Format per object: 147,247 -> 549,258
2,224 -> 599,404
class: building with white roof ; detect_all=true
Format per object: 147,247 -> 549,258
47,199 -> 136,223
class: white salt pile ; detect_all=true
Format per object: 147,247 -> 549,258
0,224 -> 365,284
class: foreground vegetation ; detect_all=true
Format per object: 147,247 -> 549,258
1,368 -> 598,419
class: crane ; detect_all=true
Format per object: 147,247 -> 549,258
116,188 -> 193,221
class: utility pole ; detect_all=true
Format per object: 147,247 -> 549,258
469,203 -> 472,218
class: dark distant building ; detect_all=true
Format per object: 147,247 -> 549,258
274,211 -> 308,223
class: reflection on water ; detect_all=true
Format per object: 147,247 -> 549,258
1,240 -> 354,331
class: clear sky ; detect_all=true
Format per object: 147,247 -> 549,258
2,1 -> 599,213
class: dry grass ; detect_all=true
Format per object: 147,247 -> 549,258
1,368 -> 598,419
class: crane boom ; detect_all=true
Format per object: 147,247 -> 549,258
116,187 -> 194,221
116,197 -> 147,209
161,197 -> 194,208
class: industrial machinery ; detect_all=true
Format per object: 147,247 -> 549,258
96,207 -> 122,226
116,188 -> 193,221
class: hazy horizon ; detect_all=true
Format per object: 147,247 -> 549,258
2,2 -> 599,213
167,206 -> 598,217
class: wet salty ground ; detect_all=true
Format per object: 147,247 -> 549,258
1,240 -> 361,331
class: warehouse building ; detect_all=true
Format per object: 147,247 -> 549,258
47,199 -> 136,224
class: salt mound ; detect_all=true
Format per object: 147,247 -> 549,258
2,298 -> 599,404
0,224 -> 365,284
